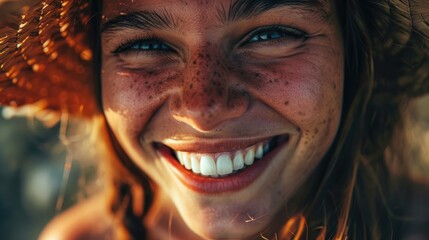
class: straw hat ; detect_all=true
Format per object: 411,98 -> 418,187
0,0 -> 97,116
0,0 -> 428,117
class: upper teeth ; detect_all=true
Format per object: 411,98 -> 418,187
175,142 -> 270,177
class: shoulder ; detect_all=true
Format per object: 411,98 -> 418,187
39,195 -> 116,240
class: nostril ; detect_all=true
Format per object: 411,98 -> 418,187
227,89 -> 249,109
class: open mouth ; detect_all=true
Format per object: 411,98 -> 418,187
169,136 -> 287,178
154,135 -> 290,194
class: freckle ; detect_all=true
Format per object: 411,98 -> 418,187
322,120 -> 327,124
254,73 -> 260,77
298,111 -> 305,116
207,100 -> 214,107
284,101 -> 289,106
173,98 -> 182,109
167,74 -> 177,81
314,128 -> 319,134
284,81 -> 289,86
148,96 -> 153,99
193,60 -> 197,65
189,83 -> 193,89
304,141 -> 308,145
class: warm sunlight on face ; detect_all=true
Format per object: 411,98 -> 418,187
101,0 -> 343,238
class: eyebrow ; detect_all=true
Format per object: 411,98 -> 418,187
102,0 -> 328,33
218,0 -> 328,23
102,10 -> 177,33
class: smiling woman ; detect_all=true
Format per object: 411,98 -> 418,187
101,0 -> 343,238
1,0 -> 429,239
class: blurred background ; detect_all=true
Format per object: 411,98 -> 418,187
0,110 -> 99,240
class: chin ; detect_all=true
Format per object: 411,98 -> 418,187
178,198 -> 279,239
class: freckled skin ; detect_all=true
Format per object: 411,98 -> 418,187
101,0 -> 343,239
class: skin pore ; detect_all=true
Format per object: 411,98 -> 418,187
101,0 -> 344,239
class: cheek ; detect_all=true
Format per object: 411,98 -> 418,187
242,57 -> 342,128
101,65 -> 183,134
236,48 -> 343,156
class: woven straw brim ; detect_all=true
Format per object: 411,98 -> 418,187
0,0 -> 96,116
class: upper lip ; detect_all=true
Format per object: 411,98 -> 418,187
142,103 -> 302,153
158,135 -> 283,153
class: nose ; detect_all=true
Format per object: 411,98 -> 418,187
170,51 -> 249,132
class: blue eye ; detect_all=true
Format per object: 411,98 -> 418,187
246,27 -> 306,44
130,40 -> 170,50
113,38 -> 172,54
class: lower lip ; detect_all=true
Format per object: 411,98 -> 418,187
157,141 -> 288,194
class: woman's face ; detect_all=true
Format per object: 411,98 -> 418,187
101,0 -> 343,238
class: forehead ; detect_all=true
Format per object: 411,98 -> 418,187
102,0 -> 332,24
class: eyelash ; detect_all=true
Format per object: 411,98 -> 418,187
112,26 -> 307,54
243,26 -> 307,45
113,36 -> 172,54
